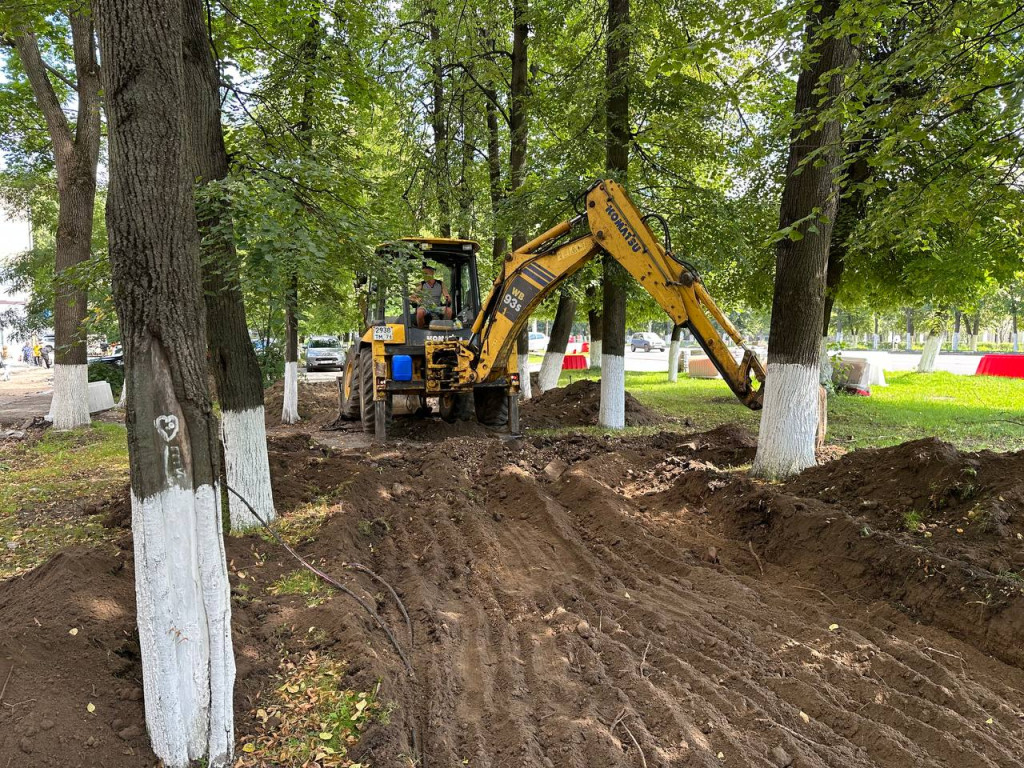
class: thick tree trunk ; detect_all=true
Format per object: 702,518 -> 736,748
283,275 -> 300,423
538,292 -> 576,392
752,0 -> 853,479
484,90 -> 506,263
182,0 -> 274,531
508,0 -> 531,399
95,0 -> 234,763
429,18 -> 451,237
15,15 -> 101,430
667,323 -> 681,382
599,0 -> 630,429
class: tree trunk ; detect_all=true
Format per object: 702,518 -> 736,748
752,0 -> 853,480
1012,298 -> 1019,352
429,17 -> 451,237
484,87 -> 506,263
15,15 -> 101,430
917,331 -> 943,372
95,0 -> 234,763
538,292 -> 576,392
970,314 -> 979,351
182,0 -> 274,531
599,0 -> 630,429
283,274 -> 300,422
667,323 -> 681,382
873,314 -> 880,350
952,309 -> 961,351
509,0 -> 530,399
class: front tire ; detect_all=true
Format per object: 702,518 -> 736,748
474,387 -> 509,427
439,392 -> 473,423
631,345 -> 637,353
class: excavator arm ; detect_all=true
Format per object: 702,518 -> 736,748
469,179 -> 765,409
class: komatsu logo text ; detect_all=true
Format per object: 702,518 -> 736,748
605,204 -> 643,253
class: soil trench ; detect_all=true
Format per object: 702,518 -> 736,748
2,392 -> 1024,767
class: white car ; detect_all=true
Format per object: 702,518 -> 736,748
528,332 -> 550,353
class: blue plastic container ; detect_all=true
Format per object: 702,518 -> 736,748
392,354 -> 413,382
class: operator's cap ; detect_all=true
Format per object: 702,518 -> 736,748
422,263 -> 436,273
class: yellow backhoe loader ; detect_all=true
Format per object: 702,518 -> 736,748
339,179 -> 766,440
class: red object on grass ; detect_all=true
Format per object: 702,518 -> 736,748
976,354 -> 1024,379
562,354 -> 587,370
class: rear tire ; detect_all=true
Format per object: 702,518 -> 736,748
358,351 -> 391,434
339,345 -> 360,420
439,392 -> 473,423
474,387 -> 509,427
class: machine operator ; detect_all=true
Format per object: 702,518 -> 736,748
410,264 -> 453,328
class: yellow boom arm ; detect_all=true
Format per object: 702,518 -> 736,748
470,179 -> 765,409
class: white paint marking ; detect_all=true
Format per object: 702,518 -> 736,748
598,353 -> 625,429
282,361 -> 300,423
751,362 -> 819,480
220,406 -> 276,531
537,351 -> 565,393
50,363 -> 90,431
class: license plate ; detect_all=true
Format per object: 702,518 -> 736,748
373,325 -> 394,341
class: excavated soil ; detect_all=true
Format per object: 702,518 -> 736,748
524,379 -> 665,428
4,419 -> 1024,767
264,379 -> 342,428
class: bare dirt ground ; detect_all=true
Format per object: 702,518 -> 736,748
2,381 -> 1024,767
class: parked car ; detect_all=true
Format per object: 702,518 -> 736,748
305,336 -> 345,371
528,332 -> 550,353
629,332 -> 666,352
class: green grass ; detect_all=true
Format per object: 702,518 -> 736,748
268,568 -> 333,607
0,423 -> 129,578
551,368 -> 1024,452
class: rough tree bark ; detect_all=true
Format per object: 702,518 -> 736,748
667,323 -> 682,382
752,0 -> 854,479
182,0 -> 275,531
94,0 -> 234,763
13,13 -> 101,430
917,330 -> 943,372
510,0 -> 531,399
538,291 -> 577,392
599,0 -> 630,429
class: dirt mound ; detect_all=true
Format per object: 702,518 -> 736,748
6,427 -> 1024,768
264,379 -> 341,428
523,378 -> 664,428
0,548 -> 154,767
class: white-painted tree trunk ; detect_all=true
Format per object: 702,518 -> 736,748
667,339 -> 680,383
872,333 -> 879,350
519,354 -> 532,400
751,362 -> 819,480
590,339 -> 602,370
537,351 -> 564,393
1014,332 -> 1019,353
50,363 -> 91,430
133,483 -> 234,767
916,332 -> 943,372
598,354 -> 625,429
117,382 -> 127,408
281,361 -> 300,423
220,406 -> 275,531
951,331 -> 960,351
818,338 -> 833,386
970,334 -> 978,352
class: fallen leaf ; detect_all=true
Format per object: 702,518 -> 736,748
319,732 -> 333,740
985,717 -> 994,725
828,624 -> 839,631
799,711 -> 810,724
355,699 -> 368,712
717,752 -> 724,759
242,743 -> 256,753
87,702 -> 96,713
69,628 -> 79,636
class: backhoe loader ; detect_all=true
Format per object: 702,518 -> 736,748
339,179 -> 765,441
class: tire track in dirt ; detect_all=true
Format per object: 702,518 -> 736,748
304,431 -> 1024,768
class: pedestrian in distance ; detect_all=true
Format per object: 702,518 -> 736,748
32,341 -> 42,366
22,342 -> 32,364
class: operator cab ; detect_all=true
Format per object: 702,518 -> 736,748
363,238 -> 482,345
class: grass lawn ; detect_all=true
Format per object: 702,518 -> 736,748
552,368 -> 1024,452
0,423 -> 128,579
